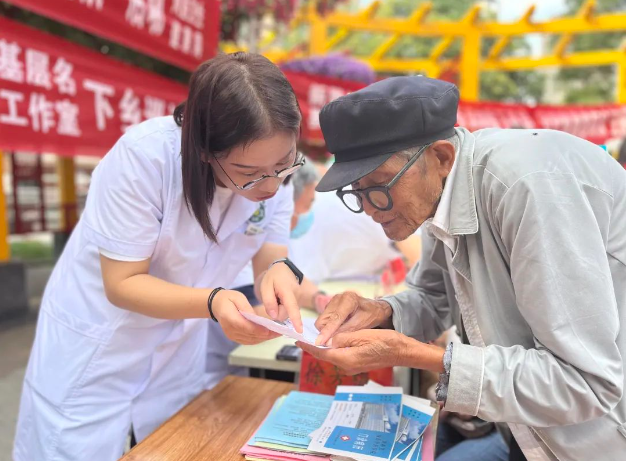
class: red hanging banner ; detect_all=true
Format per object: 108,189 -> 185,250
458,101 -> 626,145
284,71 -> 626,146
283,71 -> 365,144
4,0 -> 220,71
0,16 -> 188,157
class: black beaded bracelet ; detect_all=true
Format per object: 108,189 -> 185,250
208,287 -> 225,323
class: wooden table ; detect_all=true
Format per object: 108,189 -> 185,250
121,376 -> 294,461
121,375 -> 438,461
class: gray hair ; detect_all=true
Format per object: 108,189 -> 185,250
291,157 -> 319,200
398,132 -> 460,161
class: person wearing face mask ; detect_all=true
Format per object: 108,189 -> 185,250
13,52 -> 310,461
298,76 -> 626,461
288,161 -> 332,311
290,203 -> 315,238
289,159 -> 318,239
205,160 -> 330,386
288,188 -> 422,285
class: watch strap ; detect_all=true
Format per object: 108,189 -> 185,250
270,258 -> 303,285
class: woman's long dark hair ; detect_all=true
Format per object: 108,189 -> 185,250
174,52 -> 301,242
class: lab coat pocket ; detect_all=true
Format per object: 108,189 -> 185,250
28,308 -> 108,408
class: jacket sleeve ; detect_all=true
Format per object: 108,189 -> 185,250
382,231 -> 453,343
444,171 -> 623,427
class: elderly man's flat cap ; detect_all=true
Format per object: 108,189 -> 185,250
316,76 -> 459,192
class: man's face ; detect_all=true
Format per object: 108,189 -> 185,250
352,141 -> 456,241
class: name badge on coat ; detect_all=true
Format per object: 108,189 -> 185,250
245,223 -> 265,236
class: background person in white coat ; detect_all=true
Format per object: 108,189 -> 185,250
289,191 -> 421,284
13,52 -> 309,461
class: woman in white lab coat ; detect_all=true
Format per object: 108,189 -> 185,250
14,52 -> 308,461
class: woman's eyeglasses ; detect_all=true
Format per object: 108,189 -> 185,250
215,152 -> 305,191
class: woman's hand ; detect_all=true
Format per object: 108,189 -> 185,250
211,289 -> 280,345
259,261 -> 304,333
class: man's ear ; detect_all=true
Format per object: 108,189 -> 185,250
429,140 -> 455,177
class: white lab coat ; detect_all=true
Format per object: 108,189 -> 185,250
204,247 -> 259,388
13,117 -> 293,461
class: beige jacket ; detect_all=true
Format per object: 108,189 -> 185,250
384,127 -> 626,460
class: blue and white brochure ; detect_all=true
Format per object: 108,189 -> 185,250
308,385 -> 404,461
391,396 -> 434,460
407,436 -> 424,461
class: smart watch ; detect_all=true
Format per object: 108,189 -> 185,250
270,258 -> 303,285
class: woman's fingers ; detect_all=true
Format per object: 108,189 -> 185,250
223,291 -> 280,344
277,287 -> 302,333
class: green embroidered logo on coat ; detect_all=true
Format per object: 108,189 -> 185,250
249,202 -> 266,223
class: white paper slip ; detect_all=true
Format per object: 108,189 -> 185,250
240,311 -> 328,348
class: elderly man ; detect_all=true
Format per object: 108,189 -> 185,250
297,76 -> 626,461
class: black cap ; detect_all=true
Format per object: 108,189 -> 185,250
316,76 -> 459,192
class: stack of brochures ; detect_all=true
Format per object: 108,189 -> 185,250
241,391 -> 333,461
241,382 -> 436,461
308,382 -> 435,461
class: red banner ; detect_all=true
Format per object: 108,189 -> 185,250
5,0 -> 220,71
283,71 -> 365,144
458,101 -> 626,145
285,72 -> 626,146
0,16 -> 187,157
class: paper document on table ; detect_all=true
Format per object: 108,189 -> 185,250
308,385 -> 404,461
252,391 -> 334,449
241,311 -> 327,347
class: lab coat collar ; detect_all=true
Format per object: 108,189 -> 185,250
216,194 -> 258,242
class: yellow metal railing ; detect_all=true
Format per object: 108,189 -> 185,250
56,157 -> 78,234
0,150 -> 10,262
222,0 -> 626,103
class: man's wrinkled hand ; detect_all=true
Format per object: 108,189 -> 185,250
298,330 -> 409,375
298,329 -> 446,375
314,292 -> 393,346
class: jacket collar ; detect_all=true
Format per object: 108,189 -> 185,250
448,127 -> 479,236
426,128 -> 478,284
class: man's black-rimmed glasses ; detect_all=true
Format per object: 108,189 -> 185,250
336,144 -> 431,213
